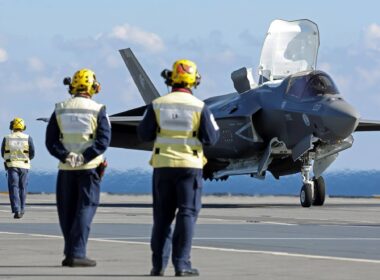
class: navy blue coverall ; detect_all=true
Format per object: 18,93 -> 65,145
137,90 -> 219,272
45,107 -> 111,259
1,137 -> 35,214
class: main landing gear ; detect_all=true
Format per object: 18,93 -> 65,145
300,158 -> 326,207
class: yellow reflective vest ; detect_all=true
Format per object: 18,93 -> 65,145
3,132 -> 31,169
150,91 -> 207,169
55,97 -> 104,170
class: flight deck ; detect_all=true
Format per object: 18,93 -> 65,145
1,193 -> 380,279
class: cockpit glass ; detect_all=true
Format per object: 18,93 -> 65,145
286,73 -> 339,100
286,75 -> 307,98
303,74 -> 339,98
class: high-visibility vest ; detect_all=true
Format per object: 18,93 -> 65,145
55,97 -> 104,170
3,132 -> 31,169
150,91 -> 206,169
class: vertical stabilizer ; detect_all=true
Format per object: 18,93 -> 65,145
119,48 -> 160,104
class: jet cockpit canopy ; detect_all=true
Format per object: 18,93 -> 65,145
286,71 -> 340,100
259,19 -> 320,84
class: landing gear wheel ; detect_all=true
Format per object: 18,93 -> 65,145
300,183 -> 312,208
312,176 -> 326,206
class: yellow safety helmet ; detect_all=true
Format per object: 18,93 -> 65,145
10,117 -> 26,131
66,68 -> 101,95
171,59 -> 201,88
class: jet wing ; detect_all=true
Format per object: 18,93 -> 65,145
355,119 -> 380,132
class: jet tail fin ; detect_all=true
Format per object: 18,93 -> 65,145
119,48 -> 160,104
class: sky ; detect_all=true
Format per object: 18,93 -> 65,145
1,0 -> 380,172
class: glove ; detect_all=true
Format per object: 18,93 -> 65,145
74,154 -> 84,167
65,152 -> 78,168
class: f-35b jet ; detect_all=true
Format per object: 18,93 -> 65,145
109,19 -> 380,207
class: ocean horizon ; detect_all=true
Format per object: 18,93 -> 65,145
0,169 -> 379,197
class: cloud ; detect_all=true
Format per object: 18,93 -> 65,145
239,29 -> 262,47
35,76 -> 58,91
109,23 -> 165,52
105,54 -> 122,69
364,23 -> 380,51
52,35 -> 100,52
28,57 -> 45,72
4,76 -> 58,94
0,48 -> 8,62
355,66 -> 380,88
318,62 -> 332,72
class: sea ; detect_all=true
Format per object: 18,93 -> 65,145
0,169 -> 379,197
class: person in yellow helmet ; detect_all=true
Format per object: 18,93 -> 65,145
1,117 -> 35,219
138,59 -> 220,277
45,69 -> 111,267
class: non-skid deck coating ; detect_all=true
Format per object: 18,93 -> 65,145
1,193 -> 380,279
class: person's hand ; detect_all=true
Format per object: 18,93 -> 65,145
65,152 -> 78,168
75,154 -> 84,167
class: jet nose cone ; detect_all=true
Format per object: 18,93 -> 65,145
322,100 -> 359,140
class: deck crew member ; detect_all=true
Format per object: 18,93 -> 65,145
2,117 -> 35,219
46,68 -> 111,267
138,59 -> 220,277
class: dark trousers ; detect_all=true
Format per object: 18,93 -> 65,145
56,169 -> 100,259
151,167 -> 202,272
7,167 -> 29,213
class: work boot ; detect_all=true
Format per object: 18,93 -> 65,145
150,268 -> 164,276
13,212 -> 23,219
61,257 -> 70,266
175,268 -> 199,277
66,257 -> 97,267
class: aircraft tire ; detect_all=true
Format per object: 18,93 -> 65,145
312,176 -> 326,206
300,183 -> 312,207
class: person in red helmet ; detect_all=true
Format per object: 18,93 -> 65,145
138,59 -> 220,277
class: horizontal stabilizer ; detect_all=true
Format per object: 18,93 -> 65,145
109,106 -> 152,151
109,116 -> 143,126
109,105 -> 146,126
119,48 -> 160,104
355,119 -> 380,131
36,117 -> 49,123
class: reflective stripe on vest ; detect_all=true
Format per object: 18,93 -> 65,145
150,91 -> 206,169
55,97 -> 104,170
155,136 -> 202,146
4,132 -> 30,169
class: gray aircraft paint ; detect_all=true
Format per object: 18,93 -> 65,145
109,20 -> 380,207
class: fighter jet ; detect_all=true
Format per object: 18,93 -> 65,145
109,19 -> 380,207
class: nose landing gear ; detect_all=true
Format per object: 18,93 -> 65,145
299,156 -> 326,207
312,176 -> 326,206
300,155 -> 326,207
300,160 -> 313,207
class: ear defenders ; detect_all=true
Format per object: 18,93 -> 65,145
91,80 -> 101,95
63,77 -> 74,94
161,69 -> 173,86
194,72 -> 201,88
